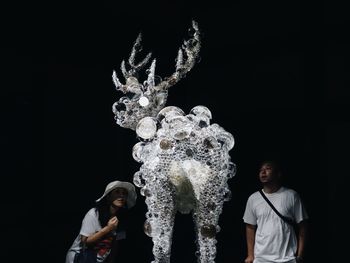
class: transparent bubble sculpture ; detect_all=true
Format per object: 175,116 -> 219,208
112,21 -> 236,263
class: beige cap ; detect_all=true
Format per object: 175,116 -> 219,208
95,180 -> 137,209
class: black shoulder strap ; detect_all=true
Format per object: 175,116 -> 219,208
259,189 -> 294,225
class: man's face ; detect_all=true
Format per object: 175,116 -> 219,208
258,163 -> 279,183
109,187 -> 128,208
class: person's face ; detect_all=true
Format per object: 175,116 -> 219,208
258,163 -> 279,183
108,187 -> 128,208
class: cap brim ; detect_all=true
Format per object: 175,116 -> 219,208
95,181 -> 137,209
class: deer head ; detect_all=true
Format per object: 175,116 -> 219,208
112,20 -> 201,130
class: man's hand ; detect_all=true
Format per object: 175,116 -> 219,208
244,255 -> 254,263
296,255 -> 304,262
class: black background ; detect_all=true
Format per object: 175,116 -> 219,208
2,0 -> 348,262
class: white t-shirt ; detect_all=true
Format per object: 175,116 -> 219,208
65,208 -> 126,263
243,187 -> 308,263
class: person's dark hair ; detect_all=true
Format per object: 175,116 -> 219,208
95,196 -> 111,227
95,192 -> 129,229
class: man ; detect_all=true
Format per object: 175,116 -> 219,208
243,161 -> 308,263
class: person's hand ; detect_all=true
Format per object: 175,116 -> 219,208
244,255 -> 254,263
107,216 -> 119,231
296,256 -> 304,262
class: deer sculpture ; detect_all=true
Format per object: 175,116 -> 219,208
111,20 -> 236,263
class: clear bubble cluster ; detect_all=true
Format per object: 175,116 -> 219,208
111,20 -> 235,263
132,105 -> 236,263
112,20 -> 201,131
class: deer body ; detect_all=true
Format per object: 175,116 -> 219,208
112,21 -> 236,263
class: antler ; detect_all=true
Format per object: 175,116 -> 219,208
112,33 -> 152,94
112,20 -> 201,94
154,20 -> 201,91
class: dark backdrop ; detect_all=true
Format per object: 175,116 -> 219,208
2,0 -> 348,262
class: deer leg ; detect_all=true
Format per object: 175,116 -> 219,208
143,179 -> 176,263
192,207 -> 220,262
192,178 -> 227,263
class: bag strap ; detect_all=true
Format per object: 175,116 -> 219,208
258,189 -> 294,225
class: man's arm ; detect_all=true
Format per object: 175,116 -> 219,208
244,223 -> 256,263
296,220 -> 308,262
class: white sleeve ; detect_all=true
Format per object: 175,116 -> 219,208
243,196 -> 257,225
293,192 -> 309,223
80,208 -> 100,237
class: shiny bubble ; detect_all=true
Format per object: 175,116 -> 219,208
200,224 -> 217,238
144,220 -> 153,237
136,117 -> 157,139
159,139 -> 173,150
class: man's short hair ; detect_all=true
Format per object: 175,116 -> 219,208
259,160 -> 282,174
